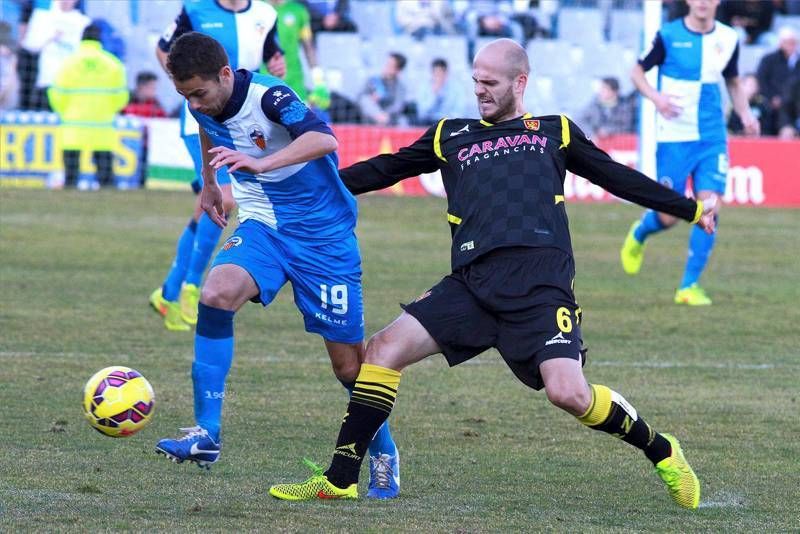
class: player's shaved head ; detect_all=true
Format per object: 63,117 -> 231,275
474,38 -> 530,80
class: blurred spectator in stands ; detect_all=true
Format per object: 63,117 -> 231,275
0,22 -> 20,111
274,0 -> 331,121
303,0 -> 356,34
718,0 -> 776,45
20,0 -> 90,111
510,0 -> 548,41
663,0 -> 689,21
577,77 -> 637,138
93,18 -> 126,61
358,52 -> 409,126
123,71 -> 166,118
777,75 -> 800,138
728,73 -> 772,134
528,0 -> 559,38
394,0 -> 457,40
48,23 -> 128,189
122,71 -> 165,188
459,0 -> 524,59
756,27 -> 800,134
413,58 -> 465,126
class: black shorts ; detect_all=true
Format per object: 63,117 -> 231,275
402,247 -> 585,390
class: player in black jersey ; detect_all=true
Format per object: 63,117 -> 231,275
270,38 -> 711,508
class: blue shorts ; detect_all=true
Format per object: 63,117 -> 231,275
656,140 -> 729,195
183,134 -> 232,193
212,219 -> 364,344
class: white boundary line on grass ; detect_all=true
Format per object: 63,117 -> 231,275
1,351 -> 797,371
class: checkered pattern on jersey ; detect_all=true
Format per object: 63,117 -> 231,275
439,116 -> 574,270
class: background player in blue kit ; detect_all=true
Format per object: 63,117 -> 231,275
154,32 -> 400,499
620,0 -> 760,306
149,0 -> 286,331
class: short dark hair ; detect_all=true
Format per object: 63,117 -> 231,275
432,58 -> 448,70
82,23 -> 102,42
601,76 -> 620,93
136,71 -> 158,86
167,32 -> 229,82
390,52 -> 407,71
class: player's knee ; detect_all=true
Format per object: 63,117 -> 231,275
331,358 -> 359,382
364,330 -> 399,368
545,383 -> 591,415
658,213 -> 679,228
200,283 -> 235,310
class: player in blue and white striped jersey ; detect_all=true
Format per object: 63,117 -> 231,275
150,0 -> 286,332
620,0 -> 760,306
154,32 -> 400,499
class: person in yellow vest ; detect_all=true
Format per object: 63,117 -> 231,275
48,23 -> 128,189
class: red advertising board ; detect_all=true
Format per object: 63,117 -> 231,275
332,126 -> 800,207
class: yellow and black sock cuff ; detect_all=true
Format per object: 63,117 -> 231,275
351,363 -> 402,413
691,199 -> 704,224
577,384 -> 613,427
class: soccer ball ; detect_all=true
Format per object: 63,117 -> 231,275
82,366 -> 155,437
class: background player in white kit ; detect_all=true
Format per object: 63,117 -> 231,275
620,0 -> 759,305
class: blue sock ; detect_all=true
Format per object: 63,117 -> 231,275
193,302 -> 235,442
185,213 -> 223,287
340,379 -> 397,457
680,220 -> 717,289
633,210 -> 665,243
162,219 -> 197,301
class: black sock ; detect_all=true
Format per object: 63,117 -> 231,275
324,363 -> 401,488
578,384 -> 672,464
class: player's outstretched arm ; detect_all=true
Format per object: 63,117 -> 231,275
209,131 -> 337,175
339,124 -> 442,195
564,118 -> 706,228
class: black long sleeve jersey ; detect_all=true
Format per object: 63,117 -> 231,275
340,114 -> 702,271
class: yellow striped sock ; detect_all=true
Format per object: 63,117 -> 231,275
351,363 -> 401,413
577,384 -> 613,427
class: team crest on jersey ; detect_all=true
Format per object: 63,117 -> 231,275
222,236 -> 243,251
523,119 -> 540,131
249,127 -> 267,150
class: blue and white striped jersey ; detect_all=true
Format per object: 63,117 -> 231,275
190,70 -> 357,240
159,1 -> 283,139
159,0 -> 280,71
640,19 -> 739,143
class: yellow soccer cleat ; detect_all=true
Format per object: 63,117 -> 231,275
180,283 -> 201,325
269,459 -> 358,501
620,222 -> 646,275
149,288 -> 168,317
674,284 -> 712,306
164,300 -> 191,332
655,434 -> 700,509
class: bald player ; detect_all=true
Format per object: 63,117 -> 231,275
269,39 -> 712,508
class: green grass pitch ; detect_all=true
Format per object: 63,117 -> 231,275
1,188 -> 798,531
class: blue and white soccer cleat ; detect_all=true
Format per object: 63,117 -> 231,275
155,426 -> 220,469
366,452 -> 400,499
